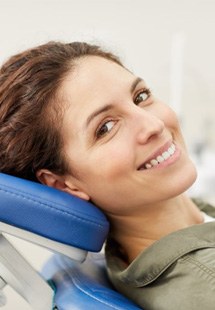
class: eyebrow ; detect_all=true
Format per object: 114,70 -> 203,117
130,77 -> 143,93
86,104 -> 113,128
85,77 -> 143,128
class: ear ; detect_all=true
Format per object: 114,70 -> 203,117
36,169 -> 90,201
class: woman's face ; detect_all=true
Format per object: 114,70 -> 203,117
59,56 -> 197,215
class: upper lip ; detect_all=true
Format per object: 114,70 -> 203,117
137,140 -> 173,170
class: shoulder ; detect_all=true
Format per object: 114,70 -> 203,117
193,197 -> 215,217
105,222 -> 215,309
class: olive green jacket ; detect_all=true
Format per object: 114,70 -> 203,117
105,200 -> 215,310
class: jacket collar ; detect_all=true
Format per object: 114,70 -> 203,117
107,222 -> 215,287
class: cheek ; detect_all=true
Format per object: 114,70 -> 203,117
155,102 -> 179,126
151,102 -> 183,135
165,108 -> 180,129
93,144 -> 133,180
75,144 -> 134,211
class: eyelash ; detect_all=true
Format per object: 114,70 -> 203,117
134,87 -> 152,105
96,119 -> 116,139
95,87 -> 152,139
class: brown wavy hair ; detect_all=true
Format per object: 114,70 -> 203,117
0,41 -> 122,181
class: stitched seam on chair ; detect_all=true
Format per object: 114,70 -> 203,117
71,276 -> 132,310
0,188 -> 105,229
0,183 -> 107,225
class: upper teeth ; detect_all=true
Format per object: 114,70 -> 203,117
144,143 -> 176,169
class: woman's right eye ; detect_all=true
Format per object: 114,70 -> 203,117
96,120 -> 116,138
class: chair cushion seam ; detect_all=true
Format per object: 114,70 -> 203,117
0,188 -> 105,229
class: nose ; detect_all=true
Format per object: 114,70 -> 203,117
133,109 -> 165,144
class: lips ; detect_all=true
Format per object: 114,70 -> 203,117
138,141 -> 176,170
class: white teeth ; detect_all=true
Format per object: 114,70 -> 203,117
144,143 -> 176,170
168,146 -> 174,155
162,151 -> 170,160
150,159 -> 158,166
145,163 -> 152,169
157,155 -> 164,163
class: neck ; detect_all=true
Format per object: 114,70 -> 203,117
107,194 -> 203,263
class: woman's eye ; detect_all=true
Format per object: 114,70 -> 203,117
96,120 -> 115,138
134,88 -> 151,105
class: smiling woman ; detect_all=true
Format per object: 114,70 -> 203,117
0,41 -> 215,310
54,55 -> 197,216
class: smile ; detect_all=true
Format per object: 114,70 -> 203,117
138,143 -> 177,170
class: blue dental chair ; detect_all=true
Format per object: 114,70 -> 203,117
0,173 -> 141,309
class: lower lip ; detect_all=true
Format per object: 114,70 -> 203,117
139,144 -> 181,172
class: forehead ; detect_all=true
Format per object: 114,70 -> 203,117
68,56 -> 131,89
61,56 -> 134,112
61,56 -> 133,98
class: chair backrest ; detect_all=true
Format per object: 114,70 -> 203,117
0,172 -> 109,259
0,173 -> 107,309
0,173 -> 142,309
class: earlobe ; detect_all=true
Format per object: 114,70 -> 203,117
63,187 -> 90,201
36,169 -> 90,201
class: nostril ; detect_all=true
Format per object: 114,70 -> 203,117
147,132 -> 160,143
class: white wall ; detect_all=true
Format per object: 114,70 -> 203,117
0,0 -> 215,308
1,0 -> 215,147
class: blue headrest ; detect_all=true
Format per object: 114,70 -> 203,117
0,173 -> 109,252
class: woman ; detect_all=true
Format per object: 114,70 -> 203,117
0,41 -> 215,310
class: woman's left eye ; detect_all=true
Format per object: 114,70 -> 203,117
96,120 -> 116,138
134,88 -> 151,105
